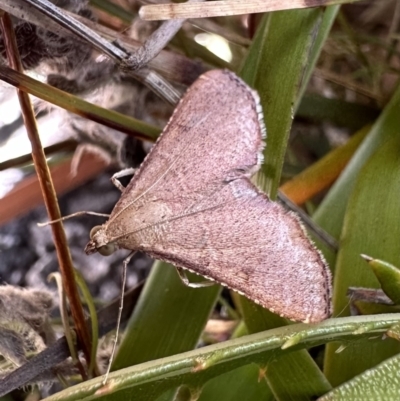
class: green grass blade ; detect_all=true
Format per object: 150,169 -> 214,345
296,6 -> 339,105
0,65 -> 160,141
240,8 -> 325,198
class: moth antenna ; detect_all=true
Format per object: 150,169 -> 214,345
37,212 -> 110,227
102,251 -> 136,385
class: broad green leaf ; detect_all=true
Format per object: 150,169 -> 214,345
323,134 -> 400,386
318,353 -> 400,401
241,8 -> 325,198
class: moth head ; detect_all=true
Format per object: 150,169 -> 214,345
85,225 -> 117,256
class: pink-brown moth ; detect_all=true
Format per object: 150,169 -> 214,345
85,69 -> 332,323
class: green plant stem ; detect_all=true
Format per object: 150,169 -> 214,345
42,314 -> 400,401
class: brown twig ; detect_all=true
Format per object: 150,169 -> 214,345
0,12 -> 92,375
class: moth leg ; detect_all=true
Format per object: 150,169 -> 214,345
103,251 -> 136,385
111,168 -> 137,191
176,267 -> 215,288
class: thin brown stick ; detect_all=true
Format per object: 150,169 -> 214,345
0,12 -> 92,373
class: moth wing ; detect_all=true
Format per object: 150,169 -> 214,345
139,179 -> 332,323
110,70 -> 265,218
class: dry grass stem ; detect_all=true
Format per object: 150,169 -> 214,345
0,65 -> 159,141
139,0 -> 364,20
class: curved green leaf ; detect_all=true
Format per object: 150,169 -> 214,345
241,8 -> 326,198
323,134 -> 400,386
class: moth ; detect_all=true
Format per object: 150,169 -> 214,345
85,69 -> 332,323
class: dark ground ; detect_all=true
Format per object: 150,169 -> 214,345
0,169 -> 153,304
